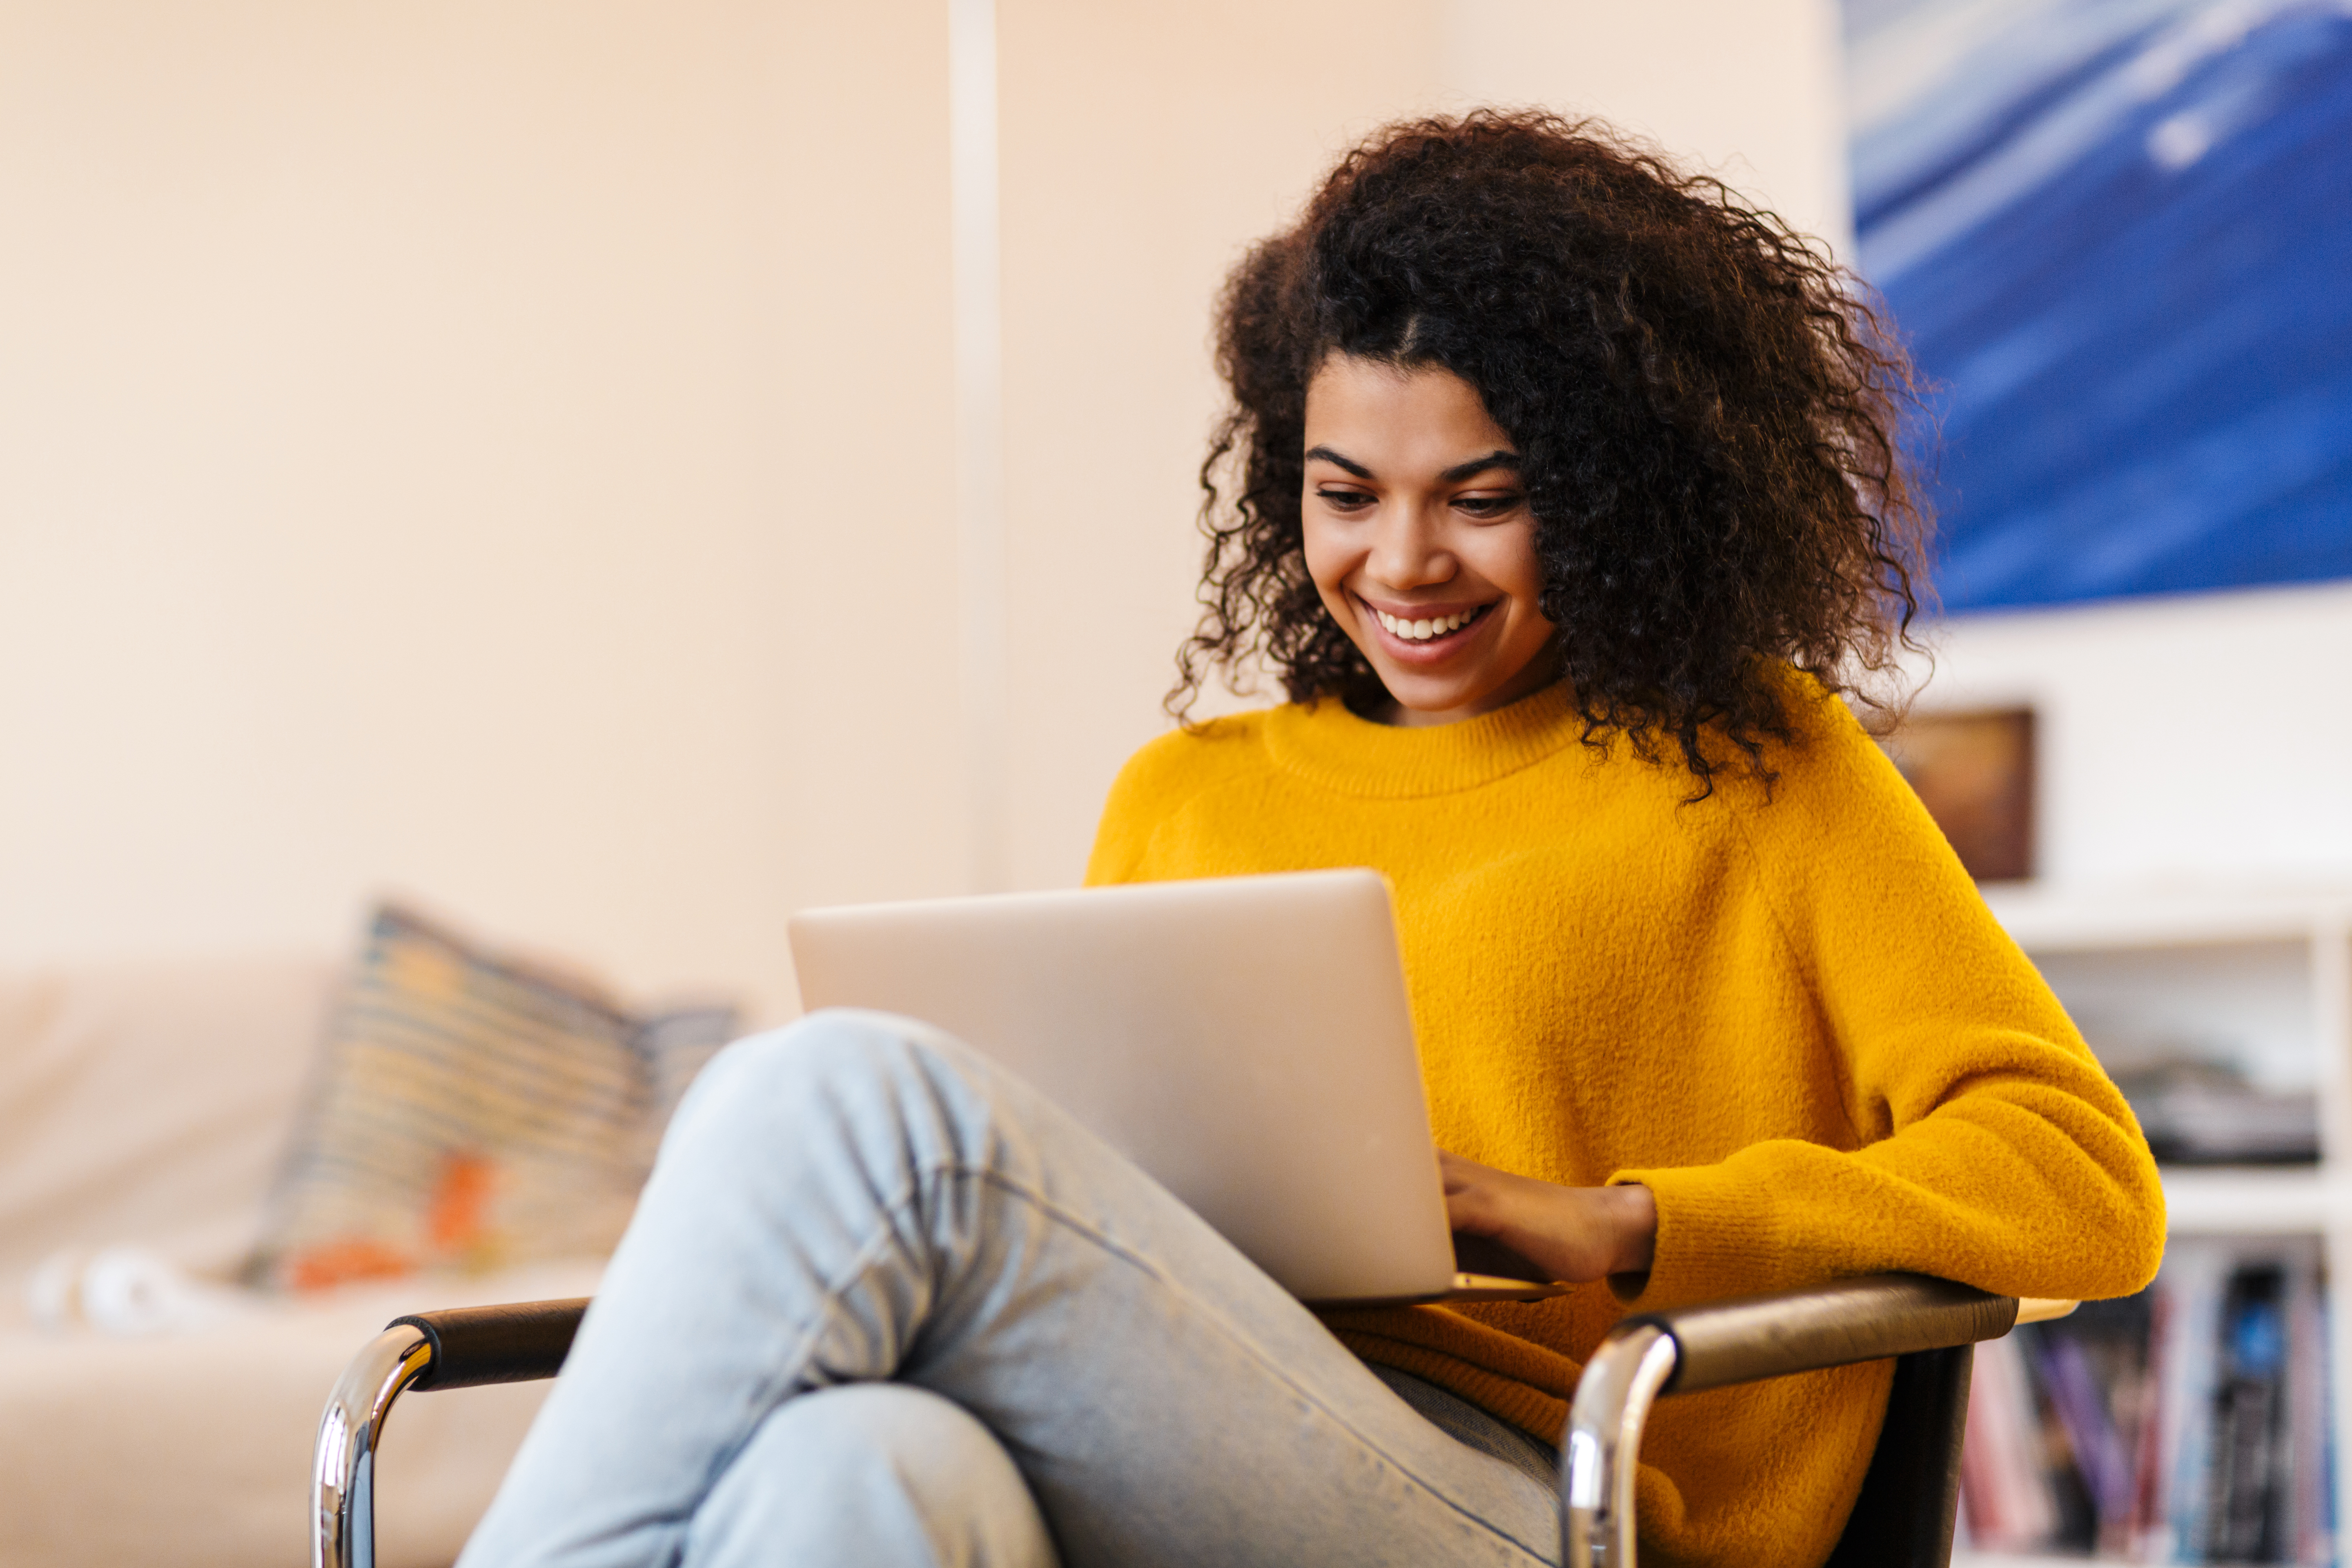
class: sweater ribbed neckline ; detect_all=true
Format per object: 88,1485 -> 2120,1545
1261,681 -> 1586,798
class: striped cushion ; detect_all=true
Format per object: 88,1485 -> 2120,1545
250,905 -> 736,1291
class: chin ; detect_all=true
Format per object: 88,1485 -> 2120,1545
1383,677 -> 1489,715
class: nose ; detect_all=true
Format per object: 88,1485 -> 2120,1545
1364,501 -> 1454,591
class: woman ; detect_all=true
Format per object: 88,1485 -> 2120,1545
461,113 -> 2162,1568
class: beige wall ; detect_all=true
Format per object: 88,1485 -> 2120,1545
0,0 -> 1471,1009
1907,582 -> 2352,889
0,2 -> 962,1020
1441,0 -> 1853,256
22,0 -> 2310,1024
993,0 -> 1446,890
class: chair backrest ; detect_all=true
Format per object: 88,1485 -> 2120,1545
1823,1344 -> 1973,1568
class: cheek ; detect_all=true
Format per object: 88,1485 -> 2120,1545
1299,517 -> 1352,601
1491,528 -> 1548,618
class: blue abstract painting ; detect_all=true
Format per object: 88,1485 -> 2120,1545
1845,0 -> 2352,612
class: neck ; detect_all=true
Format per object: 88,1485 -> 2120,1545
1376,649 -> 1566,728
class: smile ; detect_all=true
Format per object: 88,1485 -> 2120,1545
1372,604 -> 1489,642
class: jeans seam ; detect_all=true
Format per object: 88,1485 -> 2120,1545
695,1151 -> 1550,1566
953,1163 -> 1556,1565
706,1159 -> 950,1506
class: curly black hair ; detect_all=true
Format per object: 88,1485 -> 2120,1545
1173,110 -> 1932,792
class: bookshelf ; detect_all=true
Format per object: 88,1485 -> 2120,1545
1966,885 -> 2352,1565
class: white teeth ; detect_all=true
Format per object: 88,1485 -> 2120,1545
1374,607 -> 1478,641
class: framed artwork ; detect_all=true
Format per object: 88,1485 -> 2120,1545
1844,0 -> 2352,612
1880,707 -> 2037,881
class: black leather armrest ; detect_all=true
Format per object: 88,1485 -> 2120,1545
380,1276 -> 2029,1398
388,1296 -> 591,1391
1621,1273 -> 2020,1396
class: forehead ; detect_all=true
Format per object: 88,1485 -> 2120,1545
1302,356 -> 1512,470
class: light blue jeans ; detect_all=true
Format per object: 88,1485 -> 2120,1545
458,1010 -> 1561,1568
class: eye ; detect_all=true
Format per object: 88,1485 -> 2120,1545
1454,491 -> 1525,519
1315,486 -> 1376,512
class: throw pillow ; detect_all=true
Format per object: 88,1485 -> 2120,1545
249,904 -> 737,1291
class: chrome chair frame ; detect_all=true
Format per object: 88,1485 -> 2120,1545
315,1322 -> 433,1568
315,1278 -> 2074,1568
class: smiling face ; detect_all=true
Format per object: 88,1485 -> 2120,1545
1300,355 -> 1559,726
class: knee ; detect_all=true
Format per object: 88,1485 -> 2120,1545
664,1010 -> 993,1156
681,1010 -> 972,1116
688,1385 -> 1052,1567
757,1383 -> 1020,1498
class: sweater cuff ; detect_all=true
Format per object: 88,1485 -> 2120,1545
1607,1163 -> 1793,1310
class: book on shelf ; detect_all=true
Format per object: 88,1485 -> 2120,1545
1956,1236 -> 2333,1564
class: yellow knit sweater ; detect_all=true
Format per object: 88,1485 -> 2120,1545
1084,677 -> 2163,1568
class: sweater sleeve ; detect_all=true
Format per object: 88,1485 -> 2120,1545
1613,698 -> 2166,1310
1083,726 -> 1199,886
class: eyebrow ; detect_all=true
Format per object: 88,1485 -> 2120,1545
1440,449 -> 1521,483
1303,445 -> 1521,484
1303,445 -> 1372,477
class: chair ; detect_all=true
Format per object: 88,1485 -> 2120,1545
313,1275 -> 2074,1568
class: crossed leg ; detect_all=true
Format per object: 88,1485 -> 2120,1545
458,1010 -> 1558,1568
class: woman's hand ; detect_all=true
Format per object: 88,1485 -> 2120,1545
1439,1151 -> 1657,1285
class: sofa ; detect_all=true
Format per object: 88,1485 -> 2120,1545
0,953 -> 606,1568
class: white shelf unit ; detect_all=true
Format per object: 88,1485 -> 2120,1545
1969,885 -> 2352,1566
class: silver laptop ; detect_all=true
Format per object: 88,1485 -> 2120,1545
788,868 -> 1562,1306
